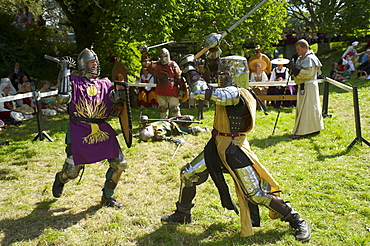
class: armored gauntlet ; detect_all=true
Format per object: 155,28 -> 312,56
109,89 -> 125,117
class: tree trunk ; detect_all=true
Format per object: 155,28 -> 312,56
73,23 -> 97,52
317,42 -> 331,54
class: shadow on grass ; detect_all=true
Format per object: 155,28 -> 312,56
0,113 -> 69,142
249,133 -> 293,148
309,137 -> 362,161
136,222 -> 287,246
0,200 -> 101,246
251,132 -> 359,161
0,169 -> 19,180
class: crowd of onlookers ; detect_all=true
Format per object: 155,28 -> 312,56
0,62 -> 67,133
12,5 -> 46,30
283,27 -> 341,45
330,40 -> 370,82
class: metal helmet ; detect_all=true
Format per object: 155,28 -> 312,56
218,56 -> 249,88
159,48 -> 170,65
77,48 -> 100,78
140,115 -> 149,126
138,125 -> 154,142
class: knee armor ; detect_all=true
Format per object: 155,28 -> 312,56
180,151 -> 209,187
235,165 -> 293,218
106,150 -> 127,189
171,106 -> 181,117
159,106 -> 168,113
60,156 -> 84,182
234,165 -> 272,207
179,151 -> 209,205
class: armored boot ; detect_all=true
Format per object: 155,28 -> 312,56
268,196 -> 311,242
161,202 -> 193,224
52,156 -> 83,198
101,155 -> 127,208
101,188 -> 124,208
282,212 -> 311,242
52,172 -> 65,198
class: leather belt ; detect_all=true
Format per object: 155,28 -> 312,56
70,116 -> 106,123
158,78 -> 176,81
212,129 -> 246,137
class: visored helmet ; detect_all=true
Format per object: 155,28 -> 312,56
159,48 -> 170,65
139,125 -> 154,142
218,56 -> 249,88
77,48 -> 100,78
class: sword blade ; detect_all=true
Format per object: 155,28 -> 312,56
171,144 -> 181,158
147,119 -> 203,124
221,0 -> 269,38
148,40 -> 175,50
44,55 -> 60,64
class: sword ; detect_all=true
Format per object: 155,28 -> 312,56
171,138 -> 185,158
194,0 -> 268,59
148,41 -> 175,50
147,118 -> 203,124
44,55 -> 60,63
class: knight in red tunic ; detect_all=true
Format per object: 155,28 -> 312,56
141,47 -> 183,119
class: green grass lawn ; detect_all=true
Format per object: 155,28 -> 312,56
0,52 -> 369,245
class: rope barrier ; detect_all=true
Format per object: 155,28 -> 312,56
0,90 -> 58,103
0,77 -> 368,148
0,89 -> 58,142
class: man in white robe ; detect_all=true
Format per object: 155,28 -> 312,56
291,39 -> 324,139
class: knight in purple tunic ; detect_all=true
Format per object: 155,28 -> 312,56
51,48 -> 127,208
69,75 -> 119,164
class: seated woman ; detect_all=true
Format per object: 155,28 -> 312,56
268,59 -> 296,108
16,81 -> 36,115
38,80 -> 67,113
250,59 -> 268,105
138,68 -> 158,108
0,83 -> 25,122
1,70 -> 17,95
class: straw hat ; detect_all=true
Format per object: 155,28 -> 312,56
249,58 -> 267,72
271,58 -> 290,65
255,45 -> 262,50
16,104 -> 35,115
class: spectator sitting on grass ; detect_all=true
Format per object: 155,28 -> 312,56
38,80 -> 67,113
329,62 -> 342,80
0,83 -> 25,122
334,64 -> 351,82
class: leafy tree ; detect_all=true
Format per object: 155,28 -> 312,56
165,0 -> 289,55
0,11 -> 75,82
287,0 -> 370,53
1,0 -> 288,79
50,0 -> 288,78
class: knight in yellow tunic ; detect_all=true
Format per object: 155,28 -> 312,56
161,48 -> 311,242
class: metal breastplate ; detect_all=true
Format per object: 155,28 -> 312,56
226,97 -> 251,134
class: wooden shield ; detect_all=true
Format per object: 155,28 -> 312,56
114,81 -> 133,148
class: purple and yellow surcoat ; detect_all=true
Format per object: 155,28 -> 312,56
69,75 -> 119,165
